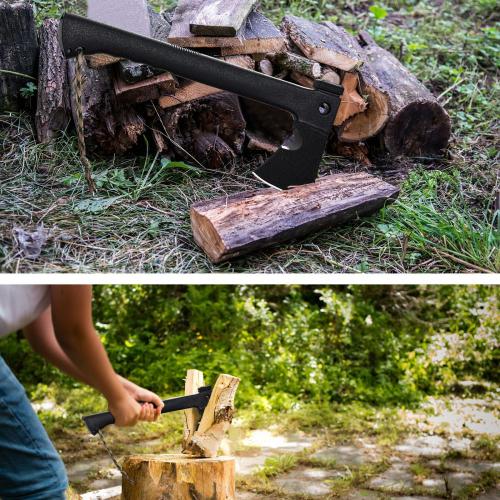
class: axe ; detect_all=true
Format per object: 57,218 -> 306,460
83,386 -> 212,435
58,0 -> 343,190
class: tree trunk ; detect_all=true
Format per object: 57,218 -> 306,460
358,31 -> 451,157
0,0 -> 38,112
35,19 -> 71,143
121,455 -> 235,500
191,172 -> 400,263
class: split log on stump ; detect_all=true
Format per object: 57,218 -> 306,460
190,0 -> 258,37
0,0 -> 38,112
159,56 -> 254,109
273,52 -> 322,79
184,374 -> 240,458
281,15 -> 362,71
114,72 -> 177,104
35,19 -> 71,143
358,31 -> 451,156
158,92 -> 246,169
334,72 -> 367,126
191,172 -> 400,263
183,370 -> 205,451
122,455 -> 235,500
67,59 -> 145,154
169,1 -> 285,55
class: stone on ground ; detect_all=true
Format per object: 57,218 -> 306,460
312,443 -> 379,466
274,467 -> 341,496
394,435 -> 448,457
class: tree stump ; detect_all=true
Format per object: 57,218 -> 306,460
0,0 -> 38,112
121,454 -> 235,500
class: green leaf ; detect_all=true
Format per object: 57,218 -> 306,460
369,5 -> 388,20
75,196 -> 122,214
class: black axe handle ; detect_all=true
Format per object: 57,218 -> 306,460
83,388 -> 212,436
59,14 -> 343,189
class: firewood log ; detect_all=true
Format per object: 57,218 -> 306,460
35,19 -> 71,143
191,172 -> 400,263
357,31 -> 451,156
0,0 -> 38,112
273,52 -> 322,79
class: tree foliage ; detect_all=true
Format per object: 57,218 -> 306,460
1,286 -> 497,409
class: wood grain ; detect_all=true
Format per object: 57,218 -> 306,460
191,172 -> 400,263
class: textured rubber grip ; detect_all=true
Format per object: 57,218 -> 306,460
83,412 -> 116,435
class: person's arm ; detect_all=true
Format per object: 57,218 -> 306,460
23,307 -> 163,413
27,286 -> 163,427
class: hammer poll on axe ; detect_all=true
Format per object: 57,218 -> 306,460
58,0 -> 343,190
83,386 -> 212,435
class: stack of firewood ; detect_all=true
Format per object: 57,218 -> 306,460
29,0 -> 451,169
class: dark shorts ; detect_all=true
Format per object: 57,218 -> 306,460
0,356 -> 68,499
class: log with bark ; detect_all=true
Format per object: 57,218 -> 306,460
190,0 -> 258,37
0,0 -> 38,112
191,172 -> 400,263
358,31 -> 451,156
121,455 -> 235,500
35,19 -> 71,143
67,59 -> 145,154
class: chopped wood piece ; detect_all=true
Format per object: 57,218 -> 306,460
273,52 -> 322,79
358,31 -> 451,156
0,0 -> 38,112
333,143 -> 372,166
258,59 -> 274,76
246,130 -> 279,153
170,4 -> 284,54
193,132 -> 235,169
321,69 -> 341,86
159,93 -> 246,169
183,370 -> 205,452
335,72 -> 367,126
184,374 -> 240,458
191,172 -> 400,263
67,59 -> 145,154
159,56 -> 254,109
114,72 -> 177,104
290,71 -> 314,88
122,455 -> 235,500
190,0 -> 258,37
281,16 -> 362,71
35,19 -> 71,143
86,54 -> 123,69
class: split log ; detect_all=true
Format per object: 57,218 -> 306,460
273,52 -> 322,79
183,370 -> 205,451
169,2 -> 285,55
35,19 -> 71,143
122,455 -> 235,500
0,0 -> 38,111
281,15 -> 362,71
358,31 -> 451,156
158,92 -> 246,169
159,56 -> 254,109
334,72 -> 367,126
191,172 -> 400,263
67,59 -> 145,154
114,72 -> 177,104
184,374 -> 240,458
190,0 -> 258,37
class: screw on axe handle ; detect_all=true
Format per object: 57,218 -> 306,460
58,14 -> 343,189
83,388 -> 212,435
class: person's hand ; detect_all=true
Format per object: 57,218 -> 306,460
108,393 -> 143,427
119,377 -> 164,421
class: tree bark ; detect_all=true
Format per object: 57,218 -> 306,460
121,455 -> 235,500
191,172 -> 400,263
190,0 -> 258,37
0,0 -> 38,112
358,31 -> 451,156
35,19 -> 71,143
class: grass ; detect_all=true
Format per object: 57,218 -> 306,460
1,0 -> 498,273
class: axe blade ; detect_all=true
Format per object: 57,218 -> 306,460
87,0 -> 151,37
